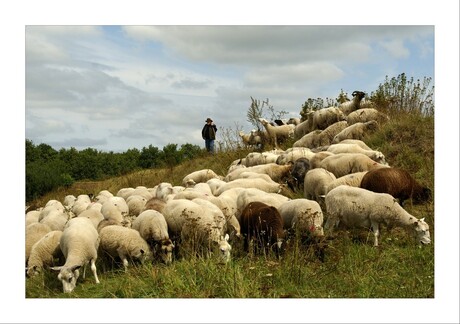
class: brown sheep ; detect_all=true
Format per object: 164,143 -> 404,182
360,167 -> 432,206
240,201 -> 285,254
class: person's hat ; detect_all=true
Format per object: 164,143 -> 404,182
206,118 -> 213,122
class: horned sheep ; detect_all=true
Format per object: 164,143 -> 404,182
324,186 -> 431,246
338,90 -> 366,115
99,225 -> 153,271
51,217 -> 100,293
360,167 -> 432,205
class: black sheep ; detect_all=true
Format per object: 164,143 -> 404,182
360,167 -> 432,205
240,201 -> 284,254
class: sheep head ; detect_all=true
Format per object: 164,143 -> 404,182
216,234 -> 231,264
414,218 -> 431,245
352,91 -> 366,99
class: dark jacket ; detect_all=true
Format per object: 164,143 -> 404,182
202,124 -> 217,140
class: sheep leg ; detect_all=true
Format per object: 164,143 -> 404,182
370,221 -> 380,247
90,258 -> 100,284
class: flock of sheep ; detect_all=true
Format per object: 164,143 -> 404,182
25,90 -> 432,294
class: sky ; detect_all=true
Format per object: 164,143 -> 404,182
2,0 -> 459,323
25,25 -> 435,152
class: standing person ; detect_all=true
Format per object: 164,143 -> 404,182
202,117 -> 217,153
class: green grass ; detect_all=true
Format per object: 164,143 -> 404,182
25,110 -> 435,299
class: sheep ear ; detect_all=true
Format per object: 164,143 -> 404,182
420,218 -> 425,222
224,233 -> 229,242
50,266 -> 63,271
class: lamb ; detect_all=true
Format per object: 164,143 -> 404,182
360,167 -> 432,205
25,222 -> 52,263
259,118 -> 295,148
338,90 -> 366,115
326,171 -> 368,194
181,169 -> 222,187
99,225 -> 153,271
326,143 -> 388,165
51,217 -> 100,293
346,108 -> 389,125
278,199 -> 324,238
240,201 -> 284,254
26,230 -> 63,277
324,186 -> 431,246
332,120 -> 379,143
303,168 -> 337,202
319,153 -> 389,178
131,210 -> 174,264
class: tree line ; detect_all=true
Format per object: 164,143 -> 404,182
25,140 -> 204,202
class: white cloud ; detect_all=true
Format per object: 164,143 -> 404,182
379,39 -> 410,58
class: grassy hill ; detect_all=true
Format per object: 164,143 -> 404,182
25,109 -> 434,299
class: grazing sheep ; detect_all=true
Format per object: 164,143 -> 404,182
324,186 -> 431,246
131,210 -> 174,265
243,151 -> 279,167
51,217 -> 100,293
319,153 -> 389,178
240,201 -> 285,254
334,139 -> 373,151
38,202 -> 65,222
77,209 -> 104,229
142,197 -> 167,214
338,90 -> 366,115
346,108 -> 389,125
308,151 -> 335,169
360,168 -> 432,205
99,225 -> 153,271
278,199 -> 324,237
25,222 -> 53,264
116,187 -> 135,201
182,169 -> 222,187
293,130 -> 323,148
26,230 -> 63,277
63,195 -> 77,209
276,147 -> 315,165
214,177 -> 291,196
39,209 -> 68,231
235,188 -> 290,222
71,195 -> 92,216
288,157 -> 310,189
226,163 -> 292,183
326,171 -> 368,194
303,168 -> 337,202
207,178 -> 229,196
126,195 -> 148,216
101,197 -> 129,223
259,118 -> 295,148
332,120 -> 379,143
326,143 -> 388,165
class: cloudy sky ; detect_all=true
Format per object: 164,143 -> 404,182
26,25 -> 435,152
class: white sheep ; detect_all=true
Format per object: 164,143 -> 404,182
101,197 -> 129,222
346,108 -> 389,125
338,90 -> 366,115
332,120 -> 379,143
25,222 -> 52,263
303,168 -> 337,202
71,195 -> 92,216
77,209 -> 104,229
116,187 -> 135,201
225,163 -> 292,183
308,151 -> 335,169
206,178 -> 228,196
243,152 -> 279,167
181,169 -> 222,187
336,139 -> 373,151
99,225 -> 153,271
26,230 -> 63,277
324,186 -> 431,246
38,202 -> 65,222
276,147 -> 316,165
39,209 -> 69,231
259,118 -> 295,148
214,177 -> 290,196
319,153 -> 389,178
278,199 -> 324,237
293,130 -> 323,148
126,195 -> 148,216
51,217 -> 100,293
25,210 -> 41,227
326,143 -> 388,165
131,210 -> 174,264
326,171 -> 368,194
238,130 -> 253,148
63,195 -> 77,209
